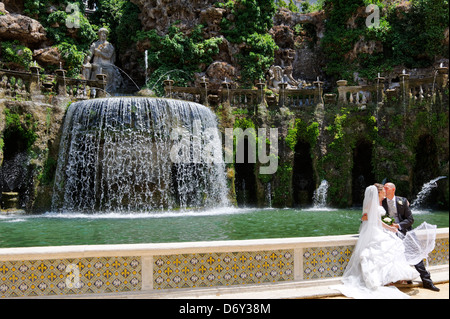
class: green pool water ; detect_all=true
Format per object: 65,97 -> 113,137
0,207 -> 448,248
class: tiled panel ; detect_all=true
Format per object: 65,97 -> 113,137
302,237 -> 449,281
0,256 -> 141,298
428,237 -> 449,266
153,250 -> 294,289
303,245 -> 354,280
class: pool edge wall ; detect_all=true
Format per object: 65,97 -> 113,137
0,229 -> 448,298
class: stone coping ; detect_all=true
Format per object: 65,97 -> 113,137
1,228 -> 448,261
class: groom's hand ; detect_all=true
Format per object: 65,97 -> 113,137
361,213 -> 368,221
392,223 -> 400,229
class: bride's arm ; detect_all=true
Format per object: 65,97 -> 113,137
381,222 -> 398,233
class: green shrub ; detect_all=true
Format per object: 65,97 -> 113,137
136,24 -> 222,95
0,41 -> 33,70
218,0 -> 277,85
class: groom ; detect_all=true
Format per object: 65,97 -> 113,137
383,182 -> 440,292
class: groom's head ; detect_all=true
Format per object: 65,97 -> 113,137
384,182 -> 396,199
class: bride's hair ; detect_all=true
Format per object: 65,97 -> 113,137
374,183 -> 384,192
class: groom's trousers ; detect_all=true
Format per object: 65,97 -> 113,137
414,260 -> 432,285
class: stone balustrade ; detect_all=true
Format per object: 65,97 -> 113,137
1,67 -> 448,110
164,68 -> 448,110
0,68 -> 108,103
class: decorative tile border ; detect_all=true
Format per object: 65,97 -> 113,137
0,230 -> 447,297
302,237 -> 448,281
153,250 -> 294,289
0,256 -> 141,298
303,245 -> 354,280
429,238 -> 449,266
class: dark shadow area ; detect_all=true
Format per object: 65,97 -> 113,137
235,137 -> 257,206
352,140 -> 376,206
292,140 -> 315,206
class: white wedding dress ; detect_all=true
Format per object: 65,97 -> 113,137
333,185 -> 419,299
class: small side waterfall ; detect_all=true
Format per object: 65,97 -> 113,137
411,176 -> 447,210
52,97 -> 229,213
312,180 -> 328,209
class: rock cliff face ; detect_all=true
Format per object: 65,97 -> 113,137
0,3 -> 63,68
0,12 -> 47,48
131,0 -> 219,35
129,1 -> 326,83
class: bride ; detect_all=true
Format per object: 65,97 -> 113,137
334,184 -> 419,298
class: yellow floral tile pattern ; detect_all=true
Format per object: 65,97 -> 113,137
429,238 -> 449,266
303,245 -> 354,280
0,256 -> 141,298
153,250 -> 294,289
302,238 -> 448,280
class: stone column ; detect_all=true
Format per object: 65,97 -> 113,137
375,75 -> 385,104
29,65 -> 41,95
163,78 -> 174,98
399,71 -> 410,109
336,80 -> 348,103
313,80 -> 324,105
436,66 -> 448,89
221,80 -> 231,105
96,73 -> 107,98
256,81 -> 265,105
199,77 -> 208,106
278,82 -> 288,107
55,69 -> 67,97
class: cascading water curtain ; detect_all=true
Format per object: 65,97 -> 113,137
52,97 -> 229,213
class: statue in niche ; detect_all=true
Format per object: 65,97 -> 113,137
82,27 -> 122,93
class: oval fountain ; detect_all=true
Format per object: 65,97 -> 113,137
51,97 -> 229,213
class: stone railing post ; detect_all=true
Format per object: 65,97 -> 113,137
221,80 -> 231,105
96,73 -> 107,97
436,66 -> 448,89
375,75 -> 385,104
29,66 -> 41,95
336,80 -> 348,103
163,78 -> 174,98
0,72 -> 6,99
256,81 -> 265,105
314,80 -> 324,105
55,69 -> 67,97
278,82 -> 288,107
399,71 -> 410,108
199,77 -> 208,105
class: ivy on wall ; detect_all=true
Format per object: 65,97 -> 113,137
321,0 -> 449,82
218,0 -> 278,85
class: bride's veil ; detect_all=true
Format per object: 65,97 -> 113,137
341,185 -> 380,284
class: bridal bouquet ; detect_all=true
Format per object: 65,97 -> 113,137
381,214 -> 394,225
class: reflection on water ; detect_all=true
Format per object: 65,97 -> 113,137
1,208 -> 448,248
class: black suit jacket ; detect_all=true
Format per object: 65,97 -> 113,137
382,196 -> 414,235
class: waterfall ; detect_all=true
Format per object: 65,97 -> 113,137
312,180 -> 328,208
411,176 -> 447,210
266,182 -> 272,208
52,97 -> 229,213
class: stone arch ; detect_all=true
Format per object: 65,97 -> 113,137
412,134 -> 440,206
292,140 -> 315,206
0,125 -> 33,209
235,136 -> 257,206
352,139 -> 376,206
